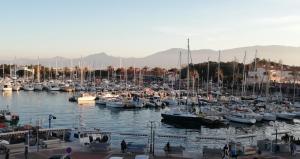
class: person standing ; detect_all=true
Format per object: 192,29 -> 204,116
290,141 -> 295,156
24,146 -> 28,159
121,139 -> 127,153
5,149 -> 9,159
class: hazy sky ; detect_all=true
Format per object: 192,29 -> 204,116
1,0 -> 300,59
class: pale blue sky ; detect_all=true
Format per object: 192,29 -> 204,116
1,0 -> 300,59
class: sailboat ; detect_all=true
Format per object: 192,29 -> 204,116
161,39 -> 226,128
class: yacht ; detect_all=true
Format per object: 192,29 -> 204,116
161,108 -> 226,128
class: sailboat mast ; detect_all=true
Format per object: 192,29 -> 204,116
232,57 -> 236,96
187,39 -> 190,94
37,56 -> 40,83
279,60 -> 283,98
217,50 -> 221,97
2,64 -> 4,78
80,57 -> 83,86
70,59 -> 73,80
242,51 -> 247,96
207,57 -> 210,98
253,50 -> 257,96
14,57 -> 17,79
179,51 -> 182,100
55,57 -> 58,80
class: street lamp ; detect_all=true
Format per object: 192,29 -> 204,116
48,114 -> 57,128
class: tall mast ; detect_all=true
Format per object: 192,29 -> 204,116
207,57 -> 210,98
232,57 -> 236,96
133,64 -> 136,84
187,38 -> 190,93
179,51 -> 182,99
37,56 -> 40,83
70,59 -> 73,80
55,57 -> 58,80
9,63 -> 11,78
266,59 -> 270,98
119,58 -> 122,81
279,60 -> 283,99
242,51 -> 247,96
252,50 -> 257,96
14,57 -> 17,79
2,64 -> 4,78
217,50 -> 221,97
80,57 -> 83,86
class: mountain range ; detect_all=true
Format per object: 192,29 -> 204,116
0,45 -> 299,68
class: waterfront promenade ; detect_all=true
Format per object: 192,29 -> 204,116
7,147 -> 300,159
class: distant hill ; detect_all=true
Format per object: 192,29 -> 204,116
1,45 -> 299,68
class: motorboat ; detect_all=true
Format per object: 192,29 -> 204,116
276,111 -> 296,120
1,83 -> 12,91
130,98 -> 145,108
161,108 -> 226,128
146,96 -> 162,108
77,93 -> 96,102
106,98 -> 124,108
47,83 -> 60,91
225,112 -> 256,124
260,112 -> 276,121
0,109 -> 19,124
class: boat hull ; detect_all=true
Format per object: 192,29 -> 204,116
161,113 -> 226,128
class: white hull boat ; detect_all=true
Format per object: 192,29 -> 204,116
34,83 -> 43,91
261,113 -> 276,121
12,84 -> 21,91
276,112 -> 296,120
2,83 -> 12,91
77,93 -> 96,101
23,84 -> 34,91
225,113 -> 256,124
106,99 -> 124,108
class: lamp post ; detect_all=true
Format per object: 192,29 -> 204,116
48,114 -> 57,128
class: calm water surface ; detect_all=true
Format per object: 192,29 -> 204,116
1,91 -> 300,151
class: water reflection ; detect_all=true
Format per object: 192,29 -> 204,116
2,91 -> 12,97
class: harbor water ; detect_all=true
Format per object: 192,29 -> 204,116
1,91 -> 300,152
